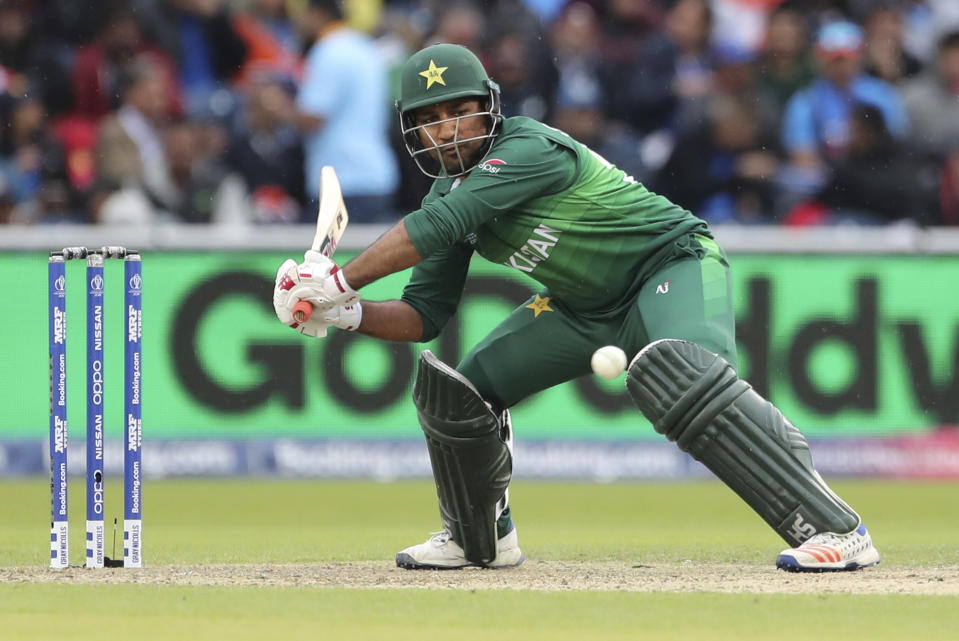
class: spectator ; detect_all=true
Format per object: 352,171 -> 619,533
0,170 -> 16,223
902,30 -> 959,154
549,74 -> 650,186
710,0 -> 784,56
604,0 -> 713,137
155,120 -> 248,223
666,0 -> 718,131
655,95 -> 780,224
0,93 -> 76,222
227,75 -> 305,223
551,2 -> 605,125
900,0 -> 959,63
902,31 -> 959,225
72,5 -> 182,121
780,20 -> 909,198
787,104 -> 930,225
136,0 -> 248,121
293,0 -> 398,222
861,3 -> 923,85
0,0 -> 72,116
425,3 -> 486,52
97,120 -> 247,224
485,31 -> 557,121
755,3 -> 817,114
232,0 -> 303,88
95,56 -> 174,204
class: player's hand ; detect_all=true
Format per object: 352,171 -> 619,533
273,259 -> 360,325
319,302 -> 362,331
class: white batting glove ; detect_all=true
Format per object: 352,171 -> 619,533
292,313 -> 334,337
319,302 -> 363,331
273,259 -> 360,325
304,249 -> 331,264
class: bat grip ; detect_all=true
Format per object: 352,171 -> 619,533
292,300 -> 313,323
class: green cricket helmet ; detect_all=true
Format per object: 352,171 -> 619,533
396,43 -> 502,178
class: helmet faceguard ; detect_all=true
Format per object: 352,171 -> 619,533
396,44 -> 503,178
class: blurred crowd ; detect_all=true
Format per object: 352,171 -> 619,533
3,0 -> 959,227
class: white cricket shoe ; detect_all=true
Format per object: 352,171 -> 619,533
395,526 -> 525,570
776,523 -> 881,572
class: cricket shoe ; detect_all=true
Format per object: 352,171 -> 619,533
776,523 -> 880,572
395,526 -> 525,570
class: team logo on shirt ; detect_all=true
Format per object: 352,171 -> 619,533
525,294 -> 553,317
419,60 -> 448,89
479,158 -> 507,174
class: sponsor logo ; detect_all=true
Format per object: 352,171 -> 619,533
53,308 -> 65,345
479,158 -> 507,174
127,521 -> 141,564
53,416 -> 67,453
656,281 -> 670,294
92,305 -> 102,352
90,358 -> 103,406
128,306 -> 142,343
788,513 -> 818,543
55,461 -> 67,515
91,474 -> 104,515
504,224 -> 561,274
129,462 -> 141,515
127,415 -> 142,452
129,352 -> 141,406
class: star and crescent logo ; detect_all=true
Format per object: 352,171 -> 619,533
419,59 -> 448,89
526,295 -> 553,318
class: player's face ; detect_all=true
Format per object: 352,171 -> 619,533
412,99 -> 490,172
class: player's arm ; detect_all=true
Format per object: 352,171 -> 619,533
341,220 -> 423,289
336,242 -> 473,342
354,300 -> 424,341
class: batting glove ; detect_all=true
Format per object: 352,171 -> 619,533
319,302 -> 362,331
273,259 -> 360,326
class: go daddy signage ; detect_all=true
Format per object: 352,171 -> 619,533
1,252 -> 957,440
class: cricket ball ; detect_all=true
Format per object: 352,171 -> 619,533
591,345 -> 628,379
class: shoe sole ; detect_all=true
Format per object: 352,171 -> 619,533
776,550 -> 881,573
395,553 -> 526,570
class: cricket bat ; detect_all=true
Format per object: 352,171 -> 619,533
292,165 -> 349,322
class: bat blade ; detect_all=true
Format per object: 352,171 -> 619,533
293,166 -> 350,323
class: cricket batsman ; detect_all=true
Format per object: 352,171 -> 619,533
272,43 -> 880,572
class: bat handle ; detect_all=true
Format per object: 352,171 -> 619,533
292,300 -> 313,323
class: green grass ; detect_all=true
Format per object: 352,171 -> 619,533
3,585 -> 958,641
1,479 -> 958,640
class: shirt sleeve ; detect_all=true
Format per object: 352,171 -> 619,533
404,135 -> 578,257
401,241 -> 474,342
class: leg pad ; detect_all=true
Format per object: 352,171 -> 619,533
414,350 -> 512,564
627,339 -> 859,545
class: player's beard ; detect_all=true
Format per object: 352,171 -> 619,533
437,140 -> 484,173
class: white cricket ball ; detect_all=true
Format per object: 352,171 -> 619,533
591,345 -> 628,379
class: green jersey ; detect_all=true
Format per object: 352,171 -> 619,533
402,117 -> 709,340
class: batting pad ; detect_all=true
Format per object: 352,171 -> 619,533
626,339 -> 859,545
414,350 -> 513,564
